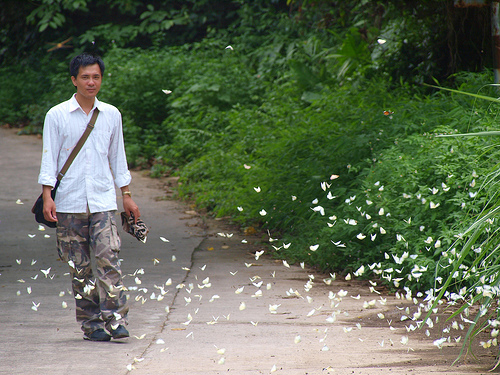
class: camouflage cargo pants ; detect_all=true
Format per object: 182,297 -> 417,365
56,211 -> 129,334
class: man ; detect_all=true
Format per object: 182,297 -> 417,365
38,53 -> 140,341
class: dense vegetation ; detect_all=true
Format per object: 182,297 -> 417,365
3,2 -> 500,344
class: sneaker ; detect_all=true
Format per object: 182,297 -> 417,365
83,329 -> 111,342
110,325 -> 129,339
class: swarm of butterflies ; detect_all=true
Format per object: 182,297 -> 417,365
12,176 -> 494,374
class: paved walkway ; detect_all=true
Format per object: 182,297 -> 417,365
0,126 -> 495,374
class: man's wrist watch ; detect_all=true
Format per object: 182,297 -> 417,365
122,191 -> 132,197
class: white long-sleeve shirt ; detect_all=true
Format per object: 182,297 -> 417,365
38,94 -> 132,213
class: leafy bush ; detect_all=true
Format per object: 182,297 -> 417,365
175,69 -> 500,294
101,43 -> 264,167
0,59 -> 72,131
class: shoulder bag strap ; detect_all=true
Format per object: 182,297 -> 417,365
57,108 -> 100,181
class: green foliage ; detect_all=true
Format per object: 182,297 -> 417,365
100,43 -> 263,167
1,0 -> 241,65
327,26 -> 373,79
0,60 -> 71,129
175,70 -> 500,290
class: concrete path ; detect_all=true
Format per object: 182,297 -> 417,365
0,126 -> 495,374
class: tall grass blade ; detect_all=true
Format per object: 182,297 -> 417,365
424,83 -> 500,103
436,131 -> 500,138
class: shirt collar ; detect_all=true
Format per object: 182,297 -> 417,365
69,94 -> 102,113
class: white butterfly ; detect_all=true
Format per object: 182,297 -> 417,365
338,290 -> 348,297
433,337 -> 446,349
331,240 -> 346,248
235,286 -> 244,294
354,265 -> 365,276
312,206 -> 325,216
269,304 -> 281,314
430,201 -> 440,209
320,181 -> 331,191
252,290 -> 263,298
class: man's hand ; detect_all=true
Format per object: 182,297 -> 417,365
121,186 -> 140,223
123,196 -> 140,223
42,185 -> 58,223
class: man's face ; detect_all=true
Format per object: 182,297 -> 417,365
71,63 -> 102,100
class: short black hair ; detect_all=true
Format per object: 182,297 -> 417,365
69,53 -> 105,78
